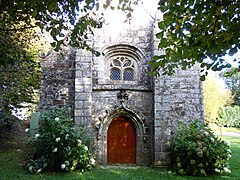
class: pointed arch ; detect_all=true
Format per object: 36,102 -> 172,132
97,107 -> 146,165
107,116 -> 136,164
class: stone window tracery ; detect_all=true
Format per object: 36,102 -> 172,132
109,56 -> 135,81
102,44 -> 144,84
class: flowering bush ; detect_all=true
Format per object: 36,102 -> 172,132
26,107 -> 95,173
171,120 -> 231,176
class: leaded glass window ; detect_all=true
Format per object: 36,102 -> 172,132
109,56 -> 136,81
123,68 -> 134,81
110,68 -> 121,80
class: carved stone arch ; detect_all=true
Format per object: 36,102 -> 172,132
101,43 -> 145,60
101,43 -> 145,84
104,107 -> 146,137
97,107 -> 146,165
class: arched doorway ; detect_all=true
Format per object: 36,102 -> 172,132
107,116 -> 136,164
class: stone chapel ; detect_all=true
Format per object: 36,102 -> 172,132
39,2 -> 204,166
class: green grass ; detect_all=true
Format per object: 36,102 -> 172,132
208,124 -> 240,134
0,133 -> 239,180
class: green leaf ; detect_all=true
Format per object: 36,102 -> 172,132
159,38 -> 169,48
152,55 -> 160,61
158,21 -> 166,29
156,31 -> 163,39
200,63 -> 207,68
229,47 -> 238,56
50,42 -> 56,47
200,75 -> 205,81
152,55 -> 165,61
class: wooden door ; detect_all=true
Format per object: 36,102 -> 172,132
107,117 -> 136,164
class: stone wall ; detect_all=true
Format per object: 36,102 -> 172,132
91,90 -> 153,165
39,47 -> 76,111
152,11 -> 204,166
73,17 -> 156,165
74,50 -> 93,130
153,67 -> 204,166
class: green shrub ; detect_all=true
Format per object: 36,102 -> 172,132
171,120 -> 231,176
214,106 -> 240,128
26,107 -> 95,173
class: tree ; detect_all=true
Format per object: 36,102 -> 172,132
0,21 -> 41,133
220,67 -> 240,106
0,0 -> 102,55
0,29 -> 40,111
150,0 -> 240,80
203,72 -> 233,124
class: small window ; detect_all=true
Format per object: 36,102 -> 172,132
123,69 -> 134,81
108,56 -> 137,82
110,68 -> 121,80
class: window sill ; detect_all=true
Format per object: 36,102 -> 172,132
92,83 -> 152,91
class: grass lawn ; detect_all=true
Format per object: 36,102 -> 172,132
0,131 -> 239,180
209,124 -> 240,134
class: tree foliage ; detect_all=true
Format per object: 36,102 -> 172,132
0,0 -> 102,55
220,68 -> 240,106
0,24 -> 40,113
150,0 -> 240,80
203,72 -> 233,124
0,0 -> 140,54
215,106 -> 240,127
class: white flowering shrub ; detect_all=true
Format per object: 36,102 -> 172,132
171,120 -> 231,176
26,107 -> 95,173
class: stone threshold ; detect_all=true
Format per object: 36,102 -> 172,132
99,164 -> 143,169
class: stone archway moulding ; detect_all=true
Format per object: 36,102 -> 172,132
101,43 -> 145,61
95,105 -> 147,164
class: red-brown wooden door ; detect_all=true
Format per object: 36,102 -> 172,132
107,117 -> 136,164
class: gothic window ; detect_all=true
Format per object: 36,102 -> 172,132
109,56 -> 136,81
